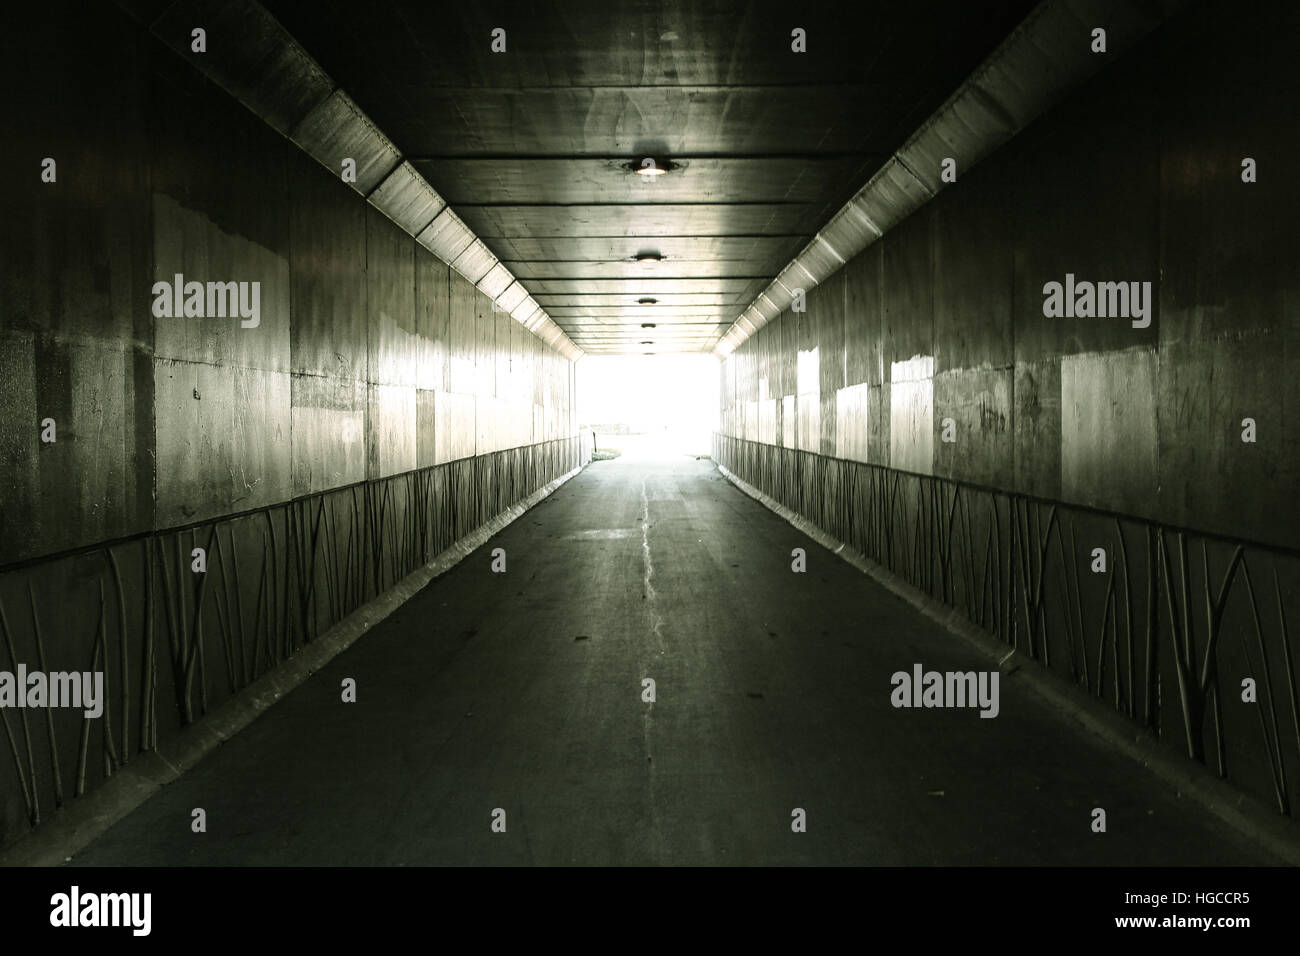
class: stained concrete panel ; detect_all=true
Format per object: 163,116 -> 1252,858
366,207 -> 418,389
0,328 -> 152,562
1013,359 -> 1061,501
477,396 -> 503,454
0,330 -> 40,555
512,321 -> 535,412
449,273 -> 477,396
758,399 -> 777,446
835,383 -> 871,463
736,344 -> 758,405
743,400 -> 759,443
147,48 -> 293,267
881,211 -> 934,370
796,395 -> 820,455
1156,337 -> 1289,544
415,253 -> 450,393
1060,348 -> 1158,515
844,246 -> 882,388
155,360 -> 292,526
490,308 -> 507,402
152,193 -> 292,375
290,374 -> 364,495
933,169 -> 1013,375
366,383 -> 417,480
755,323 -> 773,404
869,383 -> 890,466
889,356 -> 934,476
48,340 -> 134,541
794,337 -> 820,453
796,341 -> 818,398
533,403 -> 546,444
933,367 -> 1012,486
815,274 -> 845,457
435,391 -> 477,464
1010,80 -> 1160,365
475,292 -> 496,400
289,156 -> 368,382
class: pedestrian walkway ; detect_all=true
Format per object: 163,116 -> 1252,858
72,458 -> 1283,865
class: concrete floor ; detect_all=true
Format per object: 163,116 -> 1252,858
72,458 -> 1283,865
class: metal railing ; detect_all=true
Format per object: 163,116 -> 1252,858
715,433 -> 1300,817
0,436 -> 588,840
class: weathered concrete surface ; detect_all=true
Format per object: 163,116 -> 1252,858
0,0 -> 580,564
0,0 -> 581,848
71,459 -> 1282,865
720,0 -> 1300,551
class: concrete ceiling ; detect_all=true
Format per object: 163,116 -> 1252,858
262,0 -> 1038,354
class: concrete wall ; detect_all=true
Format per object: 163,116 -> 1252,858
721,0 -> 1298,550
0,1 -> 581,847
717,1 -> 1300,817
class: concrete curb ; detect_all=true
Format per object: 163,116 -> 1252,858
0,464 -> 586,868
717,462 -> 1300,867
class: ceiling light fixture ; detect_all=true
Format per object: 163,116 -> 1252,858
626,157 -> 676,177
634,253 -> 662,265
640,340 -> 654,345
637,297 -> 658,305
641,322 -> 657,329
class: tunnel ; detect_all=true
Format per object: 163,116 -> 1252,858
0,0 -> 1297,926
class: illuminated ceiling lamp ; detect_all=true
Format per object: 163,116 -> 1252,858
633,253 -> 662,266
627,157 -> 676,177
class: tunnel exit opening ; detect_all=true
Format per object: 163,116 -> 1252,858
576,354 -> 719,461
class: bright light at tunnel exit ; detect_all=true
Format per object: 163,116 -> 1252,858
576,354 -> 719,460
